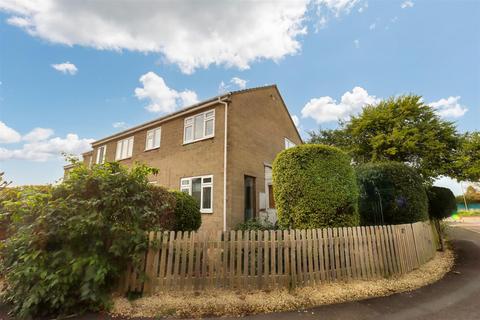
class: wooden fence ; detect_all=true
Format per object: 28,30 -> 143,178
119,221 -> 438,294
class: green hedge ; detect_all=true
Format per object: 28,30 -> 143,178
272,144 -> 359,229
0,161 -> 202,318
427,186 -> 457,220
356,162 -> 428,225
171,191 -> 201,231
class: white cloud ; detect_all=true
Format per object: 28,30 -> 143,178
134,72 -> 198,114
1,0 -> 311,74
0,133 -> 94,162
0,121 -> 21,143
401,0 -> 414,9
22,127 -> 54,142
112,122 -> 127,129
316,0 -> 360,16
51,62 -> 78,75
369,23 -> 376,30
314,0 -> 361,30
429,96 -> 468,118
353,39 -> 360,48
231,77 -> 248,90
218,77 -> 249,93
301,86 -> 379,123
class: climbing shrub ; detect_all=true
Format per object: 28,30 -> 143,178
356,162 -> 428,225
170,191 -> 201,231
0,161 -> 181,318
427,186 -> 457,220
272,144 -> 360,229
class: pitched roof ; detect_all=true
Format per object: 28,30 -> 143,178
90,85 -> 277,147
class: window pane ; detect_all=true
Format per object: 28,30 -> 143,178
205,119 -> 214,136
194,115 -> 204,140
191,178 -> 202,205
116,142 -> 122,160
121,140 -> 128,159
146,131 -> 154,149
184,126 -> 193,142
202,186 -> 212,209
154,128 -> 161,148
202,177 -> 212,183
205,111 -> 214,118
127,138 -> 133,157
181,188 -> 189,194
181,179 -> 190,186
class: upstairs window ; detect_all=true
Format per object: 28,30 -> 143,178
96,145 -> 106,164
115,137 -> 134,160
183,110 -> 215,144
285,138 -> 296,149
180,175 -> 213,213
145,127 -> 161,150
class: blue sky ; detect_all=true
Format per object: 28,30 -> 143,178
0,0 -> 479,194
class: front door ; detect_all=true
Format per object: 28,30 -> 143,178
244,175 -> 256,221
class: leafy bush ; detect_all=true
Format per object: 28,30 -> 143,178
356,162 -> 429,225
170,191 -> 201,231
235,217 -> 276,231
0,161 -> 178,318
272,144 -> 359,229
0,185 -> 52,239
427,186 -> 457,220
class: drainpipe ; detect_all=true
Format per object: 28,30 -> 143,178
218,96 -> 230,231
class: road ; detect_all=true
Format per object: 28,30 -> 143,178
1,219 -> 479,320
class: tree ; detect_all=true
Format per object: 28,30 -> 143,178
356,162 -> 429,225
309,95 -> 460,182
454,132 -> 480,182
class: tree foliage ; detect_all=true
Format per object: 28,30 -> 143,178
427,186 -> 457,220
309,95 -> 461,181
0,161 -> 192,318
456,185 -> 480,204
356,162 -> 429,225
454,132 -> 480,182
272,144 -> 359,229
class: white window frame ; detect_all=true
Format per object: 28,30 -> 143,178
115,136 -> 134,160
96,145 -> 107,164
284,137 -> 296,149
180,175 -> 213,213
145,127 -> 161,151
183,109 -> 215,144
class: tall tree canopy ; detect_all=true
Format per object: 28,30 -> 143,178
454,132 -> 480,182
309,95 -> 461,181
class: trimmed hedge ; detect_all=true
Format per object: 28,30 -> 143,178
171,191 -> 201,231
428,186 -> 457,220
356,162 -> 428,225
272,144 -> 359,229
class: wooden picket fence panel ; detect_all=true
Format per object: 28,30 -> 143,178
118,221 -> 437,294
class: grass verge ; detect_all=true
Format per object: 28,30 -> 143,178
111,249 -> 454,318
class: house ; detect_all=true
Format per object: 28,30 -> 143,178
70,85 -> 302,231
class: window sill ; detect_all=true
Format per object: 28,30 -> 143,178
183,135 -> 214,146
200,210 -> 213,214
116,156 -> 132,161
144,146 -> 160,152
